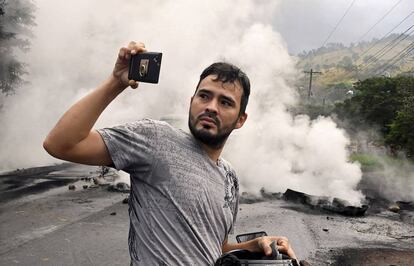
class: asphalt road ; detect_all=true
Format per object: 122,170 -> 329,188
1,164 -> 413,265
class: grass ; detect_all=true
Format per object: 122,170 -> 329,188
350,154 -> 383,171
349,153 -> 413,172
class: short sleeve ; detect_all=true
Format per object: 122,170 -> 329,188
96,119 -> 158,175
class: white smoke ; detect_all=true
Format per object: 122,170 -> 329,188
0,0 -> 364,204
373,158 -> 414,202
351,131 -> 414,202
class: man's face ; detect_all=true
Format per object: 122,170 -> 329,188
188,75 -> 247,148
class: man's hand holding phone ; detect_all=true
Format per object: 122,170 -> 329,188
112,41 -> 147,89
112,41 -> 162,90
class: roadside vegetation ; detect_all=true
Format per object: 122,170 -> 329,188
296,38 -> 414,162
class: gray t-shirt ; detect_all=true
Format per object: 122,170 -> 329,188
97,119 -> 239,266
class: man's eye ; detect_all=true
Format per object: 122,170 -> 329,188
221,100 -> 232,107
199,94 -> 208,99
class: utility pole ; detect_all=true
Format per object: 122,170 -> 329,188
303,69 -> 322,100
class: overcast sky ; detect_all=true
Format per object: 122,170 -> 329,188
273,0 -> 414,54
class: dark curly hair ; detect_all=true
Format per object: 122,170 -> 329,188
195,62 -> 250,115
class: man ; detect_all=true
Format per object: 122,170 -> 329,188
43,41 -> 296,265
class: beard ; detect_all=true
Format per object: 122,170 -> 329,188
188,112 -> 237,149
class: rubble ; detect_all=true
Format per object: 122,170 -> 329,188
396,201 -> 414,211
80,177 -> 92,182
68,185 -> 76,190
122,197 -> 129,204
239,192 -> 265,204
283,189 -> 369,216
100,166 -> 110,177
93,177 -> 101,185
321,198 -> 368,216
93,177 -> 111,186
107,182 -> 130,193
388,204 -> 400,213
241,188 -> 369,216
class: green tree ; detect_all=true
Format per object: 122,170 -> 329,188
334,76 -> 414,157
385,92 -> 414,157
0,0 -> 36,94
337,78 -> 400,130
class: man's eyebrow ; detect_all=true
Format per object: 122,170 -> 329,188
196,88 -> 212,94
197,88 -> 236,104
220,95 -> 236,104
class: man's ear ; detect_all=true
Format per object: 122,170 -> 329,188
235,113 -> 248,129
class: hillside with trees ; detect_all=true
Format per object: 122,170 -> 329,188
295,37 -> 414,160
296,35 -> 414,104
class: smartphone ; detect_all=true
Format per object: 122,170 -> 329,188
128,52 -> 162,84
236,231 -> 268,243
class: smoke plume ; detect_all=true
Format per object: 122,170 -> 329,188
0,0 -> 364,204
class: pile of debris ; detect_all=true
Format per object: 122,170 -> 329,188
282,189 -> 369,216
240,188 -> 369,217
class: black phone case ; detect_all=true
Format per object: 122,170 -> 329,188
236,231 -> 268,243
128,52 -> 162,84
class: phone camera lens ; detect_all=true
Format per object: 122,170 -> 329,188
138,59 -> 149,77
139,64 -> 147,77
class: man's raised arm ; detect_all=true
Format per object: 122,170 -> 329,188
43,41 -> 146,166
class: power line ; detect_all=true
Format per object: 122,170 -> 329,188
376,41 -> 414,75
365,28 -> 414,69
359,10 -> 414,59
359,24 -> 414,70
357,0 -> 403,43
368,41 -> 414,76
321,0 -> 356,47
363,26 -> 414,68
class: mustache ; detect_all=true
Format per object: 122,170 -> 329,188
197,112 -> 220,126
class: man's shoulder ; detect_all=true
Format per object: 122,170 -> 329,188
123,118 -> 175,132
132,119 -> 194,145
126,118 -> 166,127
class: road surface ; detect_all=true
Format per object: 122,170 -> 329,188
1,164 -> 413,265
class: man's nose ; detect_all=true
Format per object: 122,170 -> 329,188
205,98 -> 219,114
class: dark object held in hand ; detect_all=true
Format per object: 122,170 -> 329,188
128,52 -> 162,84
236,231 -> 267,243
215,231 -> 303,266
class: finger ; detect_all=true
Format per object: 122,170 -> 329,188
118,47 -> 128,59
131,46 -> 147,55
276,244 -> 286,254
275,240 -> 289,254
258,238 -> 274,256
277,238 -> 288,248
277,245 -> 297,260
130,41 -> 145,49
128,41 -> 146,55
129,80 -> 139,89
263,244 -> 273,256
286,248 -> 297,260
